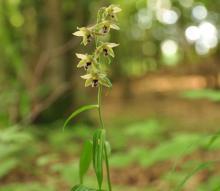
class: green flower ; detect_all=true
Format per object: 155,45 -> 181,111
107,4 -> 122,14
96,21 -> 120,34
81,72 -> 112,88
95,42 -> 119,58
73,27 -> 94,46
105,5 -> 122,21
76,53 -> 96,70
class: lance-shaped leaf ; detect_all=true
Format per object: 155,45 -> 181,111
174,162 -> 213,191
71,185 -> 97,191
79,140 -> 93,184
62,105 -> 99,131
93,129 -> 106,190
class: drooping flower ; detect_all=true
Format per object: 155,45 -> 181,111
75,53 -> 96,70
96,21 -> 120,35
73,4 -> 121,89
95,42 -> 119,58
81,72 -> 112,88
73,27 -> 94,45
105,5 -> 122,21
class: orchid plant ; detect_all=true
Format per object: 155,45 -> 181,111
63,4 -> 121,191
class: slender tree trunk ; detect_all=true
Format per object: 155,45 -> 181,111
44,0 -> 64,86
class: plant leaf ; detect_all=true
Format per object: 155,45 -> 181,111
205,131 -> 220,149
62,104 -> 99,131
105,141 -> 111,157
174,162 -> 213,191
93,129 -> 106,190
71,185 -> 96,191
79,140 -> 93,184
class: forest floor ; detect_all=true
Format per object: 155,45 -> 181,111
1,73 -> 220,191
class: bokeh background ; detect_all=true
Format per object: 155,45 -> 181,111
1,0 -> 220,190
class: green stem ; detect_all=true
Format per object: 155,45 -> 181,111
97,85 -> 112,191
98,85 -> 104,129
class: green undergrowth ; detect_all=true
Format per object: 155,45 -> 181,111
181,89 -> 220,102
1,119 -> 220,190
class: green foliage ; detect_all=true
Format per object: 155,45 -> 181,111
0,183 -> 55,191
181,89 -> 220,102
92,129 -> 106,189
1,121 -> 220,190
0,126 -> 34,178
110,133 -> 210,168
79,140 -> 93,184
174,162 -> 213,191
124,119 -> 162,141
205,131 -> 220,150
63,105 -> 99,131
104,141 -> 111,157
0,159 -> 18,178
71,185 -> 97,191
199,176 -> 220,191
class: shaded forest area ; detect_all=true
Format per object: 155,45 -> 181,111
1,0 -> 220,191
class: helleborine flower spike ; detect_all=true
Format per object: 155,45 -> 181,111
73,4 -> 121,89
69,4 -> 121,191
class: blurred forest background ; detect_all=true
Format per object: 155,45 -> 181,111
1,0 -> 220,190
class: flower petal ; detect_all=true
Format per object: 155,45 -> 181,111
85,78 -> 93,87
81,74 -> 92,79
107,43 -> 119,48
108,47 -> 115,57
82,36 -> 88,46
110,24 -> 120,30
112,5 -> 122,13
77,60 -> 86,68
76,53 -> 87,60
73,31 -> 84,36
